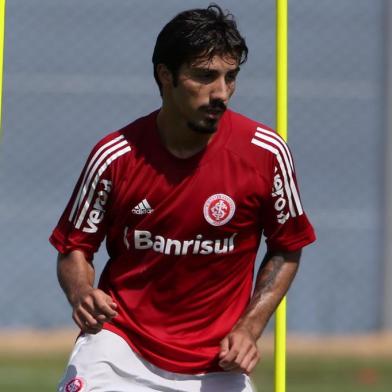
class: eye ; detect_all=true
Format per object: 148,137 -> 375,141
191,69 -> 216,83
226,71 -> 238,83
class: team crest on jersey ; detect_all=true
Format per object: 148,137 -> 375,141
65,377 -> 85,392
203,194 -> 236,226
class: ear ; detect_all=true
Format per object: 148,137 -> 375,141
156,64 -> 173,89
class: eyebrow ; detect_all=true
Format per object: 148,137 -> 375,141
230,67 -> 241,74
191,66 -> 241,74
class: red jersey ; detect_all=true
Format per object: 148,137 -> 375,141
50,109 -> 315,374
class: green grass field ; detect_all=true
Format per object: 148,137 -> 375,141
0,353 -> 391,392
252,356 -> 392,392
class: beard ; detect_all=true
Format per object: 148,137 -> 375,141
187,118 -> 219,134
187,100 -> 227,134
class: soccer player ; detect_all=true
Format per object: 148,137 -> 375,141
50,5 -> 316,392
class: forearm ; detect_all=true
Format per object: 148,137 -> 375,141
57,250 -> 95,305
57,250 -> 117,333
234,249 -> 301,340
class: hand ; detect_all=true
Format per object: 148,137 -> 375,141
70,287 -> 118,334
218,326 -> 260,375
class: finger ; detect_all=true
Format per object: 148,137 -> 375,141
72,311 -> 85,331
220,362 -> 241,372
72,311 -> 101,334
232,341 -> 252,368
220,343 -> 240,364
92,294 -> 118,318
108,300 -> 118,310
239,347 -> 258,373
219,350 -> 249,372
219,337 -> 255,371
219,336 -> 230,358
95,314 -> 110,324
82,317 -> 104,334
78,295 -> 96,314
245,354 -> 260,375
99,300 -> 118,318
219,348 -> 240,370
76,306 -> 102,329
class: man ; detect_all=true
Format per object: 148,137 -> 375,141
51,5 -> 316,392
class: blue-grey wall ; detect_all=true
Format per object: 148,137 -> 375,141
0,0 -> 385,332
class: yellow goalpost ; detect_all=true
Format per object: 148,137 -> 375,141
275,1 -> 288,391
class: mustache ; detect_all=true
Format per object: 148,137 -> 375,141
200,100 -> 227,113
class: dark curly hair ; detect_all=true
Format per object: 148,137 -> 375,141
152,4 -> 248,93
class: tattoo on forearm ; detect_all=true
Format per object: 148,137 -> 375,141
235,251 -> 300,337
256,254 -> 285,295
239,254 -> 287,329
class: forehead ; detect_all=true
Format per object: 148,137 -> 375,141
187,54 -> 239,70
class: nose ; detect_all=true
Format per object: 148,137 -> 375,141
210,76 -> 231,103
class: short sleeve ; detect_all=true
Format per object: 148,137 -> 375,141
49,134 -> 131,260
262,144 -> 316,252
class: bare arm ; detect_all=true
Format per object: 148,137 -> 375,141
57,250 -> 118,334
219,249 -> 301,374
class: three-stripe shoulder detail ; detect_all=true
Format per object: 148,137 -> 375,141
69,134 -> 132,228
251,126 -> 303,217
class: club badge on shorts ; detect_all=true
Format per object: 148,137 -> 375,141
203,193 -> 236,226
65,377 -> 85,392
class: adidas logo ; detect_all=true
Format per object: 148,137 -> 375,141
132,199 -> 154,215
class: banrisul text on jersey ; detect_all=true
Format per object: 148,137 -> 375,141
124,229 -> 238,255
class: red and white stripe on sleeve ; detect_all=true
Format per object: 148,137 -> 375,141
69,135 -> 131,231
251,126 -> 314,252
251,126 -> 303,220
49,133 -> 131,258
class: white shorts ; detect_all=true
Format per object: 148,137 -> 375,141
58,329 -> 255,392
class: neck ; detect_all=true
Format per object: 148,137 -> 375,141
156,106 -> 216,159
